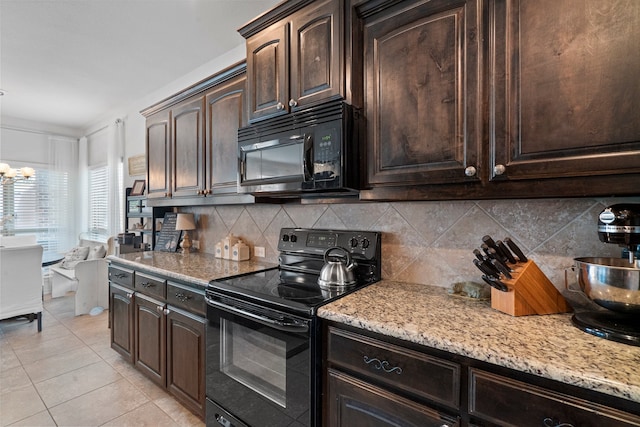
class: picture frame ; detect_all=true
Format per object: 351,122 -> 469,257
130,179 -> 146,196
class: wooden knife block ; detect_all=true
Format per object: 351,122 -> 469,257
490,260 -> 572,316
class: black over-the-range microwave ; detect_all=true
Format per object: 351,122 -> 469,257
237,99 -> 362,196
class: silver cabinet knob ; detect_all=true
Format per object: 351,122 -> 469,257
288,99 -> 298,108
494,164 -> 506,175
276,102 -> 284,110
464,166 -> 477,177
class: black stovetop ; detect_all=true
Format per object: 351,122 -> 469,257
207,228 -> 382,317
208,267 -> 374,316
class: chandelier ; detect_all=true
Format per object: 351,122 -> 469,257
0,163 -> 35,185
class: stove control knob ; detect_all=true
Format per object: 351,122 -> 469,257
282,235 -> 290,242
349,237 -> 358,248
290,234 -> 297,243
361,238 -> 370,249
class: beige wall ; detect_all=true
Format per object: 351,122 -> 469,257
182,196 -> 639,290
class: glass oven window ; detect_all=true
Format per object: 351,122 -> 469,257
221,318 -> 287,407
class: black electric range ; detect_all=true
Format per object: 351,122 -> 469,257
205,228 -> 381,427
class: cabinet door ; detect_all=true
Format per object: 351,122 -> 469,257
110,284 -> 134,363
146,109 -> 172,200
469,369 -> 640,427
166,306 -> 206,418
289,0 -> 342,110
363,0 -> 482,190
171,96 -> 205,199
489,0 -> 640,183
327,369 -> 458,427
246,22 -> 289,122
205,73 -> 247,194
134,292 -> 166,387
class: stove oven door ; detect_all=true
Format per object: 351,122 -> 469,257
206,293 -> 312,427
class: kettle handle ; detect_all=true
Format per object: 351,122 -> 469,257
324,246 -> 351,265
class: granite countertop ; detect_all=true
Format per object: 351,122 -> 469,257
318,280 -> 640,404
107,251 -> 277,288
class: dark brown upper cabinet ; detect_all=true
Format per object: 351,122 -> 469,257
205,73 -> 247,195
240,0 -> 346,123
358,0 -> 482,197
141,63 -> 253,206
359,0 -> 640,201
145,109 -> 172,201
488,0 -> 640,187
171,96 -> 206,200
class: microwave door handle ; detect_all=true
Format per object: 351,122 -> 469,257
303,134 -> 313,182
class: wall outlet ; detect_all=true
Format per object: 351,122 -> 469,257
192,240 -> 200,250
254,246 -> 266,257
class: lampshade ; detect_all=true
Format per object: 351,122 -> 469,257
175,213 -> 196,231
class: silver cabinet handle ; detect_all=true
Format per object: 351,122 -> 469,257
494,164 -> 506,175
464,166 -> 477,177
164,308 -> 171,315
276,102 -> 284,110
363,356 -> 402,374
288,99 -> 298,107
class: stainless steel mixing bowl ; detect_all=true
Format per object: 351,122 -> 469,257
574,257 -> 640,314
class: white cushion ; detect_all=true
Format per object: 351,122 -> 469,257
60,246 -> 90,269
87,245 -> 107,260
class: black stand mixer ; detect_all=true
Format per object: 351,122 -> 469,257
570,204 -> 640,346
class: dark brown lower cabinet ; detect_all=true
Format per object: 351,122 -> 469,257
109,283 -> 134,363
327,368 -> 459,427
324,321 -> 640,427
166,306 -> 206,417
109,264 -> 206,419
469,369 -> 640,427
134,292 -> 166,387
325,324 -> 461,426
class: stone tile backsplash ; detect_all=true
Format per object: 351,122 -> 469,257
183,197 -> 639,290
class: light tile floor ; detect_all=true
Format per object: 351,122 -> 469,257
0,295 -> 205,427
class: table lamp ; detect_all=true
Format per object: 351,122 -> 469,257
176,213 -> 196,254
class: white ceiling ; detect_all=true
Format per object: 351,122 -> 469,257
0,0 -> 280,132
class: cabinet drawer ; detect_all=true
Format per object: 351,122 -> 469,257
327,326 -> 460,409
109,265 -> 134,288
166,282 -> 205,316
134,271 -> 166,299
469,369 -> 640,427
327,368 -> 459,427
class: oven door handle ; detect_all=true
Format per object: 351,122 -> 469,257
206,296 -> 309,333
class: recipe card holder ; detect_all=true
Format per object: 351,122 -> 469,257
490,260 -> 572,316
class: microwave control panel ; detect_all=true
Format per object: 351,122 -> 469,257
309,124 -> 341,186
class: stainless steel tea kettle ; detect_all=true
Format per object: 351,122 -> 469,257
318,247 -> 357,289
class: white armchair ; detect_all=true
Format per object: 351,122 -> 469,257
0,244 -> 44,331
50,237 -> 114,316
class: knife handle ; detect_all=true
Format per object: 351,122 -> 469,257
473,248 -> 485,262
504,237 -> 528,263
482,235 -> 498,250
481,243 -> 491,256
481,275 -> 508,292
474,259 -> 496,277
496,240 -> 517,264
490,258 -> 513,279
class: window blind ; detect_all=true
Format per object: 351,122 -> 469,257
88,165 -> 109,240
0,168 -> 70,252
